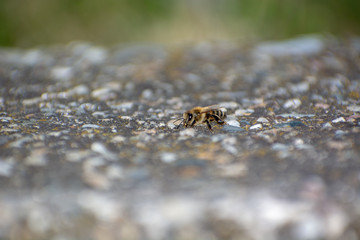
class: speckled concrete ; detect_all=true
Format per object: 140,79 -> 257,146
1,36 -> 360,240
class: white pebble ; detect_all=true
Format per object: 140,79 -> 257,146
0,116 -> 12,122
91,87 -> 116,101
81,47 -> 108,65
160,152 -> 177,163
249,123 -> 262,130
347,105 -> 360,112
51,66 -> 73,81
91,142 -> 117,161
227,119 -> 240,127
92,111 -> 107,118
322,122 -> 333,129
65,150 -> 90,162
22,97 -> 42,106
106,165 -> 124,179
82,124 -> 101,129
179,128 -> 195,137
217,163 -> 247,178
254,36 -> 324,57
25,148 -> 47,166
48,131 -> 62,137
256,117 -> 269,123
9,136 -> 33,148
141,89 -> 154,100
290,82 -> 310,93
219,101 -> 239,109
283,98 -> 302,109
235,108 -> 254,116
78,192 -> 119,222
120,116 -> 133,121
27,206 -> 52,234
111,102 -> 134,111
0,160 -> 13,177
67,84 -> 89,96
112,135 -> 126,143
272,143 -> 289,151
332,117 -> 346,123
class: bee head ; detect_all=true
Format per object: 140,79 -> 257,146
183,112 -> 194,127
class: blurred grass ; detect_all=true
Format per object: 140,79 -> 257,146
0,0 -> 359,47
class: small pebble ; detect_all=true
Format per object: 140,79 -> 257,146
219,101 -> 239,109
80,46 -> 108,65
315,103 -> 330,110
160,152 -> 177,163
283,98 -> 302,109
290,82 -> 309,93
347,105 -> 360,112
249,123 -> 262,130
48,131 -> 62,137
106,165 -> 124,179
66,150 -> 90,162
78,192 -> 119,222
82,159 -> 111,190
179,128 -> 196,137
121,116 -> 133,121
141,89 -> 154,100
334,130 -> 346,139
27,206 -> 52,234
332,117 -> 346,123
0,117 -> 13,122
256,117 -> 269,123
67,84 -> 90,96
322,122 -> 333,129
112,135 -> 126,143
227,119 -> 240,127
288,121 -> 306,127
235,108 -> 254,116
1,128 -> 19,133
21,49 -> 53,66
91,142 -> 117,161
254,35 -> 324,57
9,136 -> 33,148
51,66 -> 73,81
25,148 -> 47,166
111,102 -> 134,111
92,111 -> 107,118
0,160 -> 13,177
277,113 -> 315,118
82,124 -> 101,129
217,163 -> 247,178
271,143 -> 289,151
222,125 -> 245,133
91,88 -> 116,101
22,97 -> 42,106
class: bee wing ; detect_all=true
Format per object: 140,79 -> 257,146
199,105 -> 227,114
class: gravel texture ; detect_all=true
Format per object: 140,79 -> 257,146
1,36 -> 360,240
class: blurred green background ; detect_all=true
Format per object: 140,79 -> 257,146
1,0 -> 359,47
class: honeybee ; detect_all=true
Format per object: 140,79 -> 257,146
176,105 -> 227,130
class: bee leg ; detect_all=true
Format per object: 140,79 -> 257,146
205,120 -> 212,130
212,114 -> 225,125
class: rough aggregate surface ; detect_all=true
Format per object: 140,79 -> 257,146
1,36 -> 360,240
